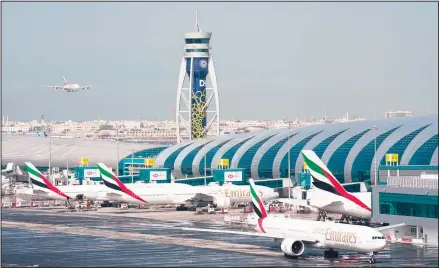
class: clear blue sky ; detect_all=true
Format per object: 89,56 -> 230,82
2,2 -> 438,121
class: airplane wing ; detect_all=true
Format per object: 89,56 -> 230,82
171,192 -> 216,205
80,85 -> 91,90
181,193 -> 215,203
277,198 -> 343,208
105,192 -> 124,198
375,223 -> 406,232
46,86 -> 63,90
181,227 -> 319,243
276,198 -> 309,206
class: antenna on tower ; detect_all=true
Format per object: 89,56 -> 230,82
194,10 -> 201,32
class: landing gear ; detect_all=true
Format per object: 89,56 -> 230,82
316,210 -> 327,221
369,252 -> 377,264
65,198 -> 72,208
340,214 -> 349,223
323,249 -> 339,258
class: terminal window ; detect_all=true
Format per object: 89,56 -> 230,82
185,38 -> 209,44
379,192 -> 438,219
185,49 -> 209,53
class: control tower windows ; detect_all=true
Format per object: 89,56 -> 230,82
185,38 -> 210,44
185,49 -> 209,53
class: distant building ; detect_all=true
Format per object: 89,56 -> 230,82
385,111 -> 413,119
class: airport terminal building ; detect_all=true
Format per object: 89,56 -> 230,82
3,115 -> 437,184
149,115 -> 437,184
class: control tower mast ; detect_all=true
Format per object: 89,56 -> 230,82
176,11 -> 220,143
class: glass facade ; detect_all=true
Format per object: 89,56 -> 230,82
313,129 -> 348,158
185,49 -> 209,53
258,134 -> 297,178
379,192 -> 438,219
351,126 -> 400,182
199,139 -> 232,176
409,134 -> 438,165
380,124 -> 430,165
181,142 -> 211,176
238,135 -> 275,177
327,129 -> 370,183
185,38 -> 210,44
279,131 -> 323,178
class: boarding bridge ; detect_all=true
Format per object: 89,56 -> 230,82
387,175 -> 438,190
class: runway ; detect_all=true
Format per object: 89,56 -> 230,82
2,209 -> 438,267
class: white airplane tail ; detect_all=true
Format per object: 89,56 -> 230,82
301,150 -> 371,212
63,76 -> 67,85
97,163 -> 147,203
24,162 -> 71,199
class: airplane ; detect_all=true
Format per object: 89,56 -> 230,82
2,163 -> 23,184
182,179 -> 403,264
277,150 -> 371,221
2,163 -> 15,175
97,163 -> 279,208
24,162 -> 109,204
47,77 -> 91,92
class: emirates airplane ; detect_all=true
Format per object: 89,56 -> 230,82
183,179 -> 402,264
97,163 -> 279,208
24,162 -> 109,203
47,77 -> 91,92
277,150 -> 371,221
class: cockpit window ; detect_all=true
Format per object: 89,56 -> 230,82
372,236 -> 386,239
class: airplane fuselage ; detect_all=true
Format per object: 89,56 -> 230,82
107,183 -> 279,205
307,188 -> 372,219
253,216 -> 386,253
31,184 -> 110,201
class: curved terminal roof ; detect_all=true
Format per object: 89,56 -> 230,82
2,135 -> 162,168
145,115 -> 438,182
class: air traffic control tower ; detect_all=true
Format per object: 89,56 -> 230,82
176,11 -> 220,143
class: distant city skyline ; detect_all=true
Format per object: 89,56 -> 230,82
2,2 -> 438,121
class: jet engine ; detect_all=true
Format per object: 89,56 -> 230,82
280,238 -> 305,257
213,197 -> 231,208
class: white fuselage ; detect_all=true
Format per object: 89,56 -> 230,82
107,183 -> 279,205
251,215 -> 386,253
31,184 -> 110,201
306,188 -> 371,219
65,84 -> 80,89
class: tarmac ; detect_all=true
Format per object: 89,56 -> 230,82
1,207 -> 438,267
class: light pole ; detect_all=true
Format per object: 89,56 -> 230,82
287,121 -> 291,199
373,125 -> 378,185
48,124 -> 52,182
204,154 -> 207,186
116,127 -> 120,176
131,147 -> 134,184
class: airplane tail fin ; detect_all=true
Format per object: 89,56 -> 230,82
97,163 -> 147,203
24,162 -> 71,199
301,150 -> 372,212
16,166 -> 23,176
249,179 -> 267,219
63,76 -> 67,85
301,150 -> 349,195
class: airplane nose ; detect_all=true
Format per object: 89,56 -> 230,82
380,239 -> 387,249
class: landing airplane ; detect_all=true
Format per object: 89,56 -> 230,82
277,150 -> 371,221
97,163 -> 279,208
24,162 -> 108,203
182,179 -> 403,264
47,77 -> 91,92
